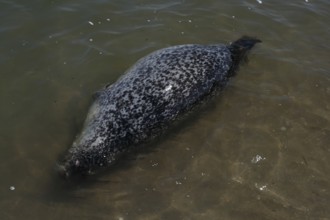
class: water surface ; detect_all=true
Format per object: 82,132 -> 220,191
1,0 -> 329,219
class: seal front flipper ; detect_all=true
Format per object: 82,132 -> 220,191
92,91 -> 101,100
92,83 -> 113,100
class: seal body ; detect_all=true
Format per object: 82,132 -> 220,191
59,36 -> 261,177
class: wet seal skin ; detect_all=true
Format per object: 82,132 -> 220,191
57,36 -> 261,178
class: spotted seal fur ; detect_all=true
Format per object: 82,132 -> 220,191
58,36 -> 261,177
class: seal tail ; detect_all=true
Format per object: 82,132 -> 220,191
228,36 -> 261,76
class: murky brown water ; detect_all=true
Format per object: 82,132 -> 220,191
1,0 -> 330,219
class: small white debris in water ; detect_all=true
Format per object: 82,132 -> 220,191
232,15 -> 235,19
185,147 -> 190,151
305,0 -> 309,2
106,18 -> 111,22
188,19 -> 192,23
175,181 -> 182,185
9,186 -> 15,191
256,0 -> 262,4
186,194 -> 190,198
251,155 -> 266,163
181,32 -> 185,35
63,61 -> 67,65
255,183 -> 267,191
147,19 -> 151,22
88,21 -> 94,26
201,172 -> 206,176
118,217 -> 124,220
151,163 -> 158,167
89,38 -> 93,42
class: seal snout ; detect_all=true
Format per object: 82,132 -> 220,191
56,162 -> 71,179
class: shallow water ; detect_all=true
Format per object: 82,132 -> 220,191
1,0 -> 330,219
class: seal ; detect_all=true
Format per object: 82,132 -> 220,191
58,36 -> 261,177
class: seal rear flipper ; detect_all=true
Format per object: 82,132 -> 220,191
92,90 -> 102,100
228,36 -> 261,76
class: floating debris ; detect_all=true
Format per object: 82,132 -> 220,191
9,186 -> 15,191
251,154 -> 266,163
88,21 -> 94,26
175,180 -> 182,185
255,183 -> 267,191
256,0 -> 262,4
151,162 -> 158,167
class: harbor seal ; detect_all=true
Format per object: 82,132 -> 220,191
58,36 -> 261,177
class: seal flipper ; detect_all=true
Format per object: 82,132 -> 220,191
228,36 -> 261,76
92,83 -> 113,100
92,90 -> 103,100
